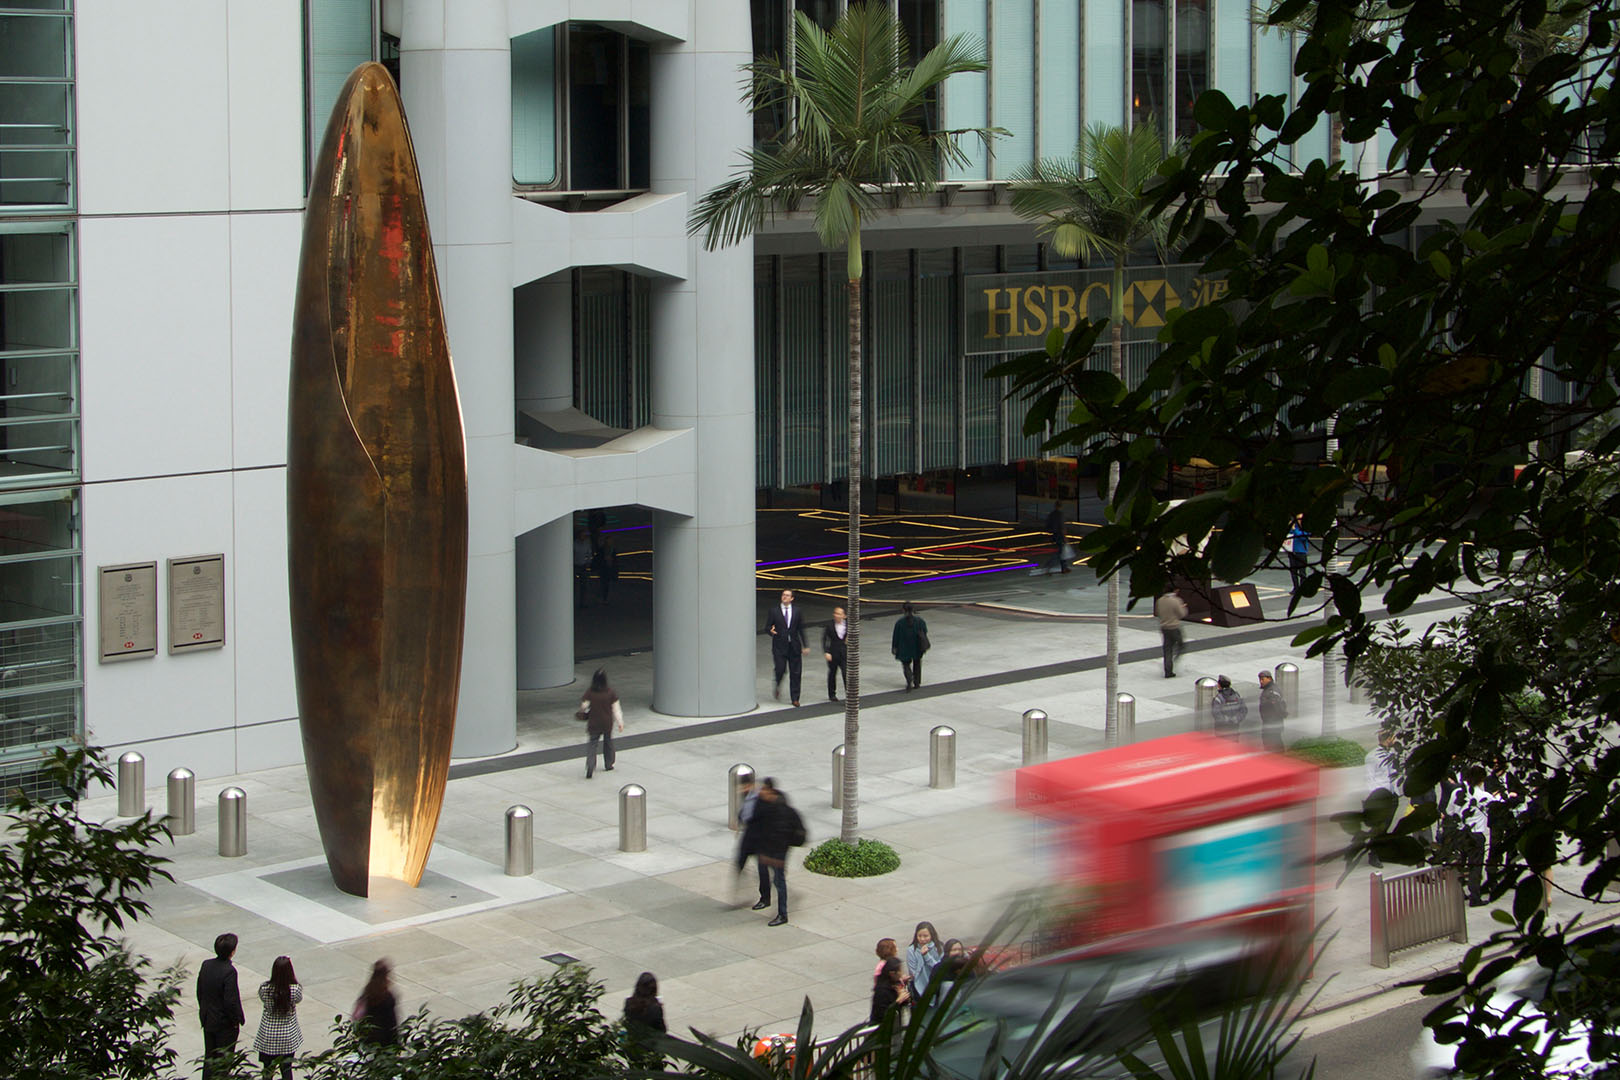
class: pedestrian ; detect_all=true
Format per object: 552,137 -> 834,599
593,538 -> 618,603
1045,504 -> 1072,574
197,932 -> 245,1080
573,529 -> 593,609
765,589 -> 809,706
891,602 -> 929,692
350,958 -> 398,1048
933,939 -> 977,989
749,778 -> 805,926
873,937 -> 898,979
253,955 -> 303,1080
1210,674 -> 1247,738
623,971 -> 667,1066
587,507 -> 607,552
1155,588 -> 1189,678
870,957 -> 911,1025
823,605 -> 848,702
733,773 -> 763,905
1444,764 -> 1495,906
580,668 -> 623,779
1287,515 -> 1309,594
906,921 -> 945,1001
1364,728 -> 1398,868
1256,669 -> 1287,751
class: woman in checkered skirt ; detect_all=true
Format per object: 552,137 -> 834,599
253,955 -> 303,1079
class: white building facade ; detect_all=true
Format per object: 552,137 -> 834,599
0,0 -> 1333,790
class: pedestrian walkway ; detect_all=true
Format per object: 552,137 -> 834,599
88,589 -> 1591,1071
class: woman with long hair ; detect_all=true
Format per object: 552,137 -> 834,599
253,955 -> 303,1079
623,971 -> 667,1067
581,667 -> 624,778
351,958 -> 398,1047
906,921 -> 944,1001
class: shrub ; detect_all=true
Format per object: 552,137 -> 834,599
1286,736 -> 1367,769
803,837 -> 900,877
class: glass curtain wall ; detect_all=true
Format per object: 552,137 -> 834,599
573,268 -> 651,431
1134,0 -> 1209,142
869,250 -> 913,477
0,4 -> 80,797
511,24 -> 651,192
305,0 -> 376,175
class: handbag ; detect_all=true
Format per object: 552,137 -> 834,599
914,618 -> 931,654
574,706 -> 589,723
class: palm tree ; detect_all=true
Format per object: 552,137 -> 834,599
1008,123 -> 1176,746
688,3 -> 996,844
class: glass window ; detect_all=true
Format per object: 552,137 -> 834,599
305,0 -> 376,172
1085,0 -> 1127,130
917,248 -> 958,472
942,0 -> 989,179
0,223 -> 77,488
992,0 -> 1035,176
1254,24 -> 1294,169
1212,0 -> 1252,114
1175,0 -> 1209,143
795,0 -> 838,31
569,26 -> 623,191
1039,0 -> 1080,160
899,0 -> 941,135
752,0 -> 789,143
512,27 -> 559,185
0,487 -> 80,778
782,255 -> 828,486
870,250 -> 913,477
0,9 -> 75,211
1132,0 -> 1168,134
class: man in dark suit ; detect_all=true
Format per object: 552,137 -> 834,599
765,588 -> 809,706
197,931 -> 245,1080
822,605 -> 848,702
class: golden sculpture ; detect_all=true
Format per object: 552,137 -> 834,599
287,63 -> 468,897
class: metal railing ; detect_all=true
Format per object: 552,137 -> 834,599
1370,864 -> 1467,968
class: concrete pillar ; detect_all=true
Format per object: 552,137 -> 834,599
515,274 -> 573,414
647,4 -> 756,717
516,518 -> 574,688
402,0 -> 517,756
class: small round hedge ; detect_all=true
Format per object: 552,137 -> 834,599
1287,736 -> 1367,769
803,837 -> 901,877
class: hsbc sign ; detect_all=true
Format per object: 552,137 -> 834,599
962,264 -> 1227,354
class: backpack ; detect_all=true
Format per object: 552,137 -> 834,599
787,806 -> 808,848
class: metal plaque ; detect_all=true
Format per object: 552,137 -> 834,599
98,561 -> 158,663
168,554 -> 226,653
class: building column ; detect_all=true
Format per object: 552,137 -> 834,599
648,3 -> 756,716
402,0 -> 517,756
514,274 -> 575,689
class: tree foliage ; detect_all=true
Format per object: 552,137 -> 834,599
0,745 -> 183,1080
995,0 -> 1620,1073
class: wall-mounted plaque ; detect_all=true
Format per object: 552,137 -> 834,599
168,554 -> 226,653
98,561 -> 158,663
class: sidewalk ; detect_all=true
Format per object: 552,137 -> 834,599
87,587 -> 1580,1070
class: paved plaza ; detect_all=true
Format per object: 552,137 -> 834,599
84,573 -> 1609,1070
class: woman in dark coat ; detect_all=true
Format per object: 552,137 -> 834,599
891,602 -> 929,691
870,957 -> 910,1025
580,668 -> 623,778
352,959 -> 398,1048
623,972 -> 667,1067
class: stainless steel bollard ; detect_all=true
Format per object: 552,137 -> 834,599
1021,709 -> 1049,765
618,784 -> 646,852
218,787 -> 246,857
831,745 -> 846,808
117,751 -> 145,818
1117,693 -> 1136,744
505,805 -> 534,876
1194,677 -> 1218,730
166,768 -> 195,835
930,725 -> 956,789
727,763 -> 755,831
1276,662 -> 1300,715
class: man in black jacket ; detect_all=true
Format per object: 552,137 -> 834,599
1257,670 -> 1287,750
823,606 -> 848,702
197,932 -> 245,1080
747,779 -> 803,926
765,589 -> 810,706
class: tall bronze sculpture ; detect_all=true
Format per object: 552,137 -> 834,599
287,63 -> 468,897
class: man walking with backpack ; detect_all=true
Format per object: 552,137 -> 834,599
748,778 -> 806,926
1256,670 -> 1287,750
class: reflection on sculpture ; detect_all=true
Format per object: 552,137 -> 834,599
287,63 -> 468,898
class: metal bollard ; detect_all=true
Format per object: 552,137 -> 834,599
1194,677 -> 1217,730
831,745 -> 845,809
1276,662 -> 1300,715
618,784 -> 646,852
727,763 -> 755,831
117,751 -> 145,818
930,725 -> 956,789
505,805 -> 534,876
218,787 -> 247,857
1022,709 -> 1049,766
166,768 -> 195,835
1117,693 -> 1136,744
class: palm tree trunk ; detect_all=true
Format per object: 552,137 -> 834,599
1105,257 -> 1124,745
841,243 -> 863,846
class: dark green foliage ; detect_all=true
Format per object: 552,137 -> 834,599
0,745 -> 183,1080
1284,737 -> 1367,769
300,963 -> 629,1080
803,837 -> 901,877
995,0 -> 1620,1073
